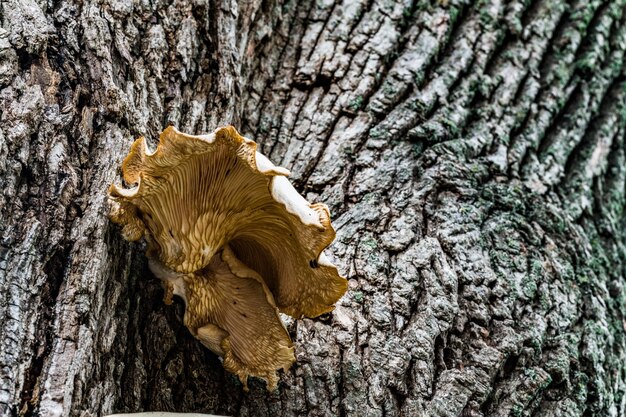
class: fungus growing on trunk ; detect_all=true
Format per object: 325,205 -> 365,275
108,126 -> 347,390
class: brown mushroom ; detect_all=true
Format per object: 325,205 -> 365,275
108,125 -> 347,389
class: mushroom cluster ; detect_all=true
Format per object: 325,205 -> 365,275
108,126 -> 347,390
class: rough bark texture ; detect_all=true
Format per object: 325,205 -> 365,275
1,0 -> 626,416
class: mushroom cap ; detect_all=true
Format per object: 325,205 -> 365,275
185,246 -> 295,390
148,247 -> 295,390
108,125 -> 347,318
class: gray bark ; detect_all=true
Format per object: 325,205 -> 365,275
1,0 -> 625,416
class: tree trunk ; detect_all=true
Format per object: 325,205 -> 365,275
1,0 -> 625,416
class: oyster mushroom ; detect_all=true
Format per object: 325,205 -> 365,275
108,125 -> 347,389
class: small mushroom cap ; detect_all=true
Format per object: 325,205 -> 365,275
184,246 -> 295,390
109,125 -> 347,318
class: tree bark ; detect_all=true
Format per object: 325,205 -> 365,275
1,0 -> 626,416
